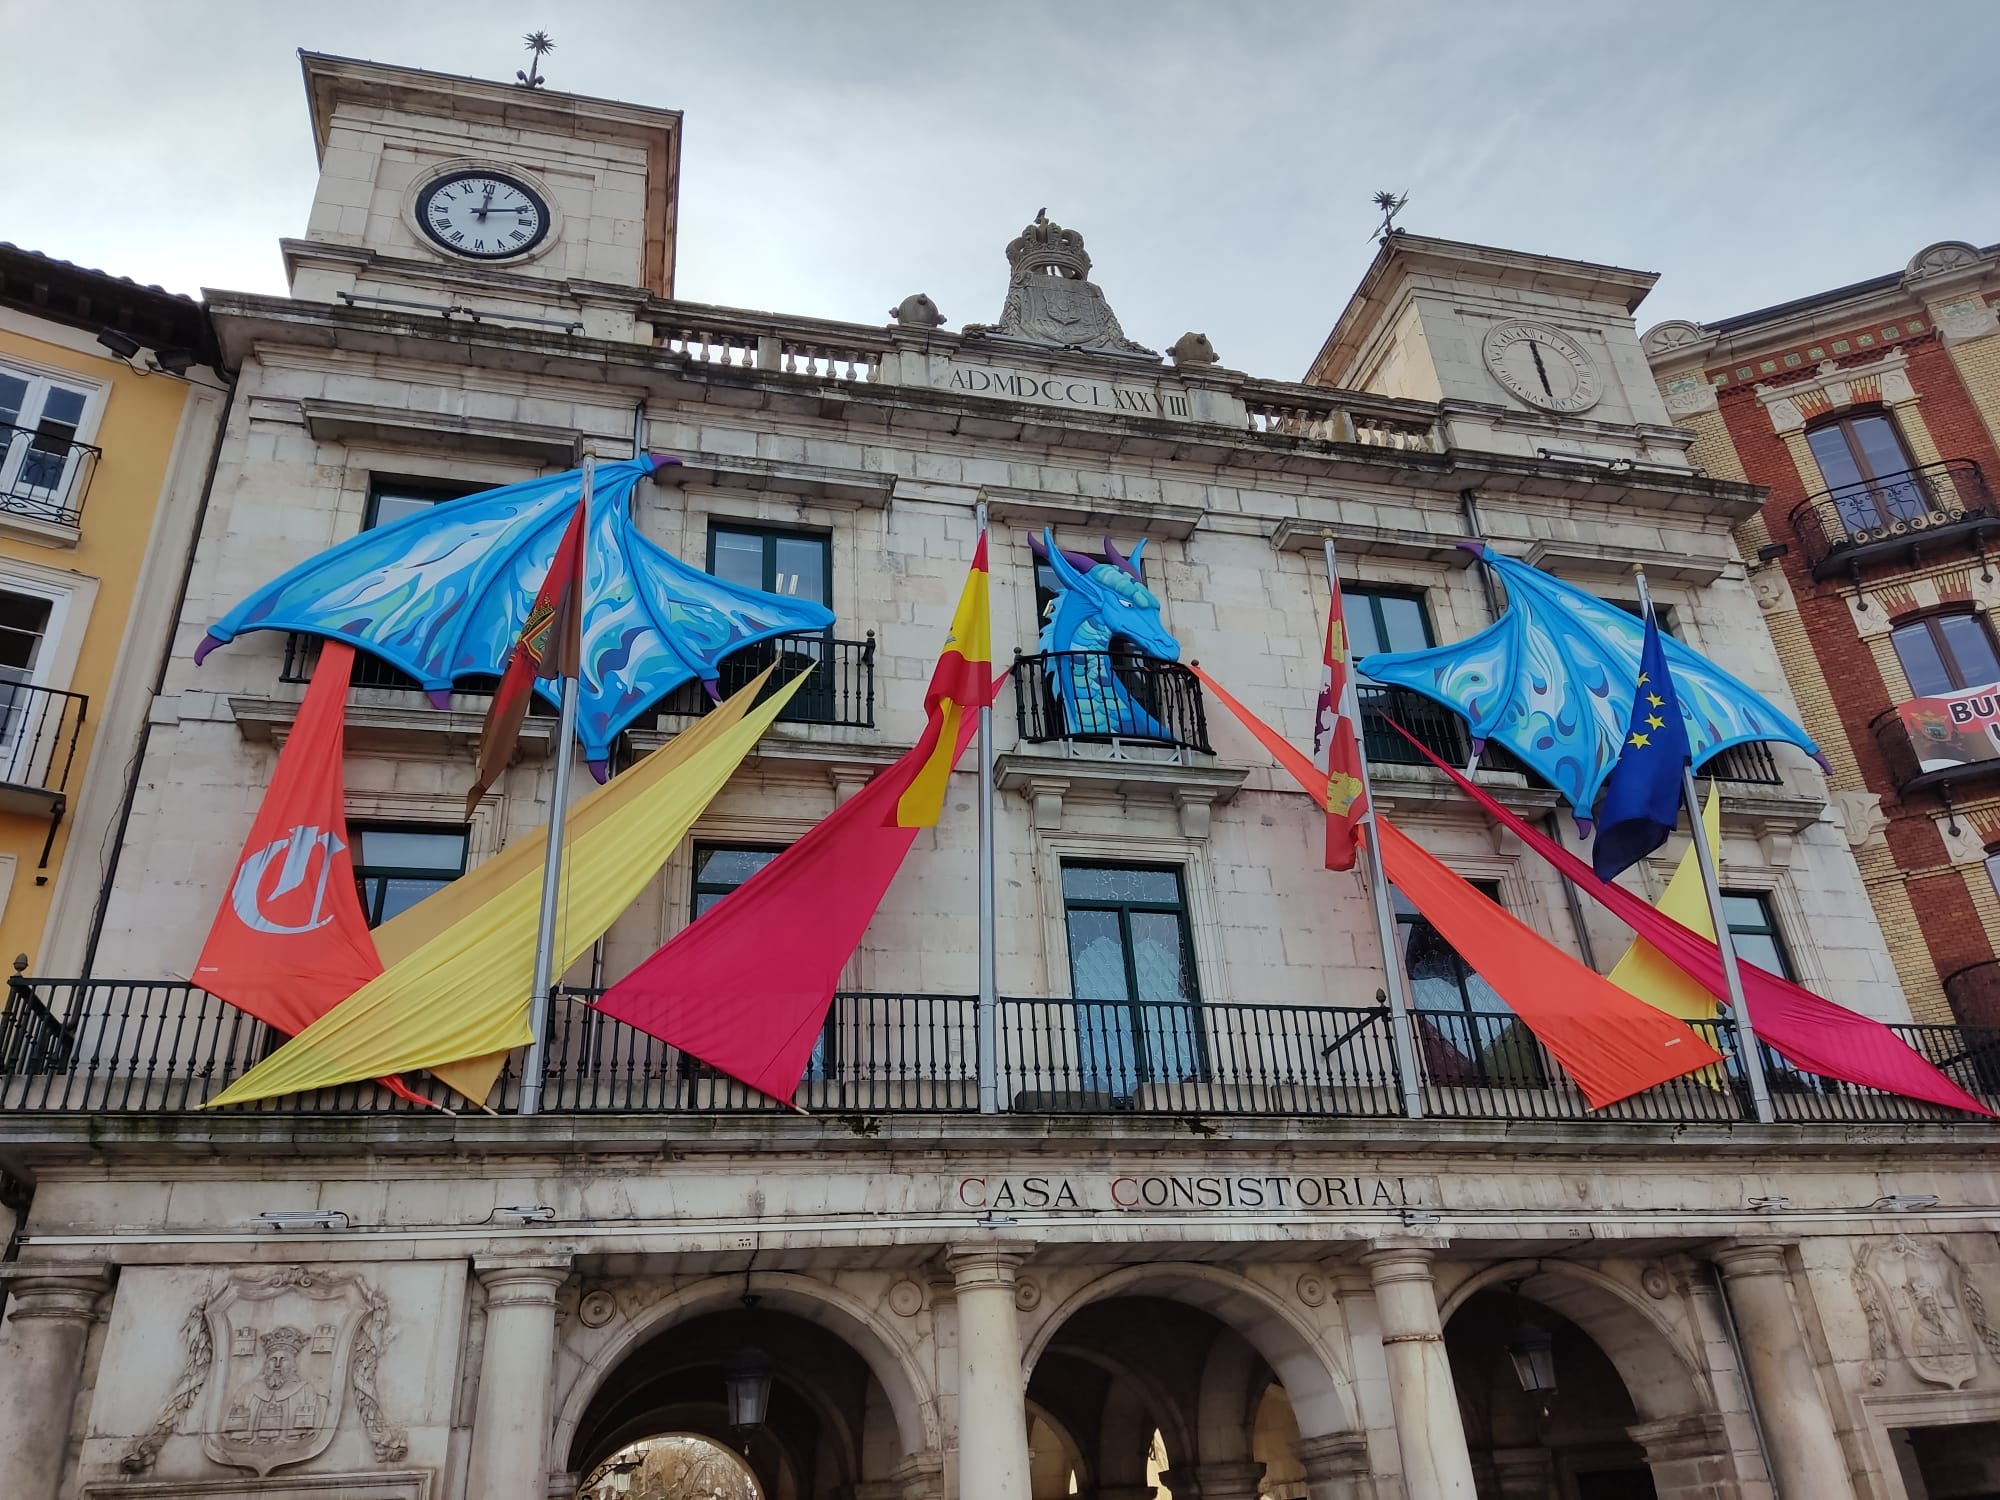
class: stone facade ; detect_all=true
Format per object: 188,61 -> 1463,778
1,53 -> 1997,1500
1645,241 -> 2000,1032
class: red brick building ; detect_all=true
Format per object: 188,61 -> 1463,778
1646,240 -> 2000,1026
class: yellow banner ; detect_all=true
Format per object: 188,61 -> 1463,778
206,670 -> 804,1109
1607,783 -> 1727,1089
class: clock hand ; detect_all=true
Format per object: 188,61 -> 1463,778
1527,341 -> 1554,399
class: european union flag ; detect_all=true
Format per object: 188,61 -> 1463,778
1592,608 -> 1691,881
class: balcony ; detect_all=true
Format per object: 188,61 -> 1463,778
1871,693 -> 2000,797
1357,685 -> 1784,787
0,680 -> 86,868
1011,651 -> 1213,756
0,422 -> 99,532
5,978 -> 2000,1127
1790,459 -> 1999,581
281,630 -> 877,730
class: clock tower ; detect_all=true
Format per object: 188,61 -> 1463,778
1305,232 -> 1695,468
285,52 -> 681,341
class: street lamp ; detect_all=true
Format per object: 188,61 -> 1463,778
1504,1316 -> 1557,1408
723,1346 -> 773,1444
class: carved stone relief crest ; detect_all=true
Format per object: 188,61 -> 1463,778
121,1265 -> 408,1478
1853,1235 -> 1999,1388
965,210 -> 1157,358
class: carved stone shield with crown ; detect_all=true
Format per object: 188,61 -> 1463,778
976,211 -> 1157,357
1854,1236 -> 1982,1388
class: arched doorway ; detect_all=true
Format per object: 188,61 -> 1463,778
567,1303 -> 906,1500
1023,1269 -> 1362,1500
1444,1288 -> 1655,1499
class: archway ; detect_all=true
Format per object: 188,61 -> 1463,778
566,1298 -> 917,1500
1440,1280 -> 1720,1500
1023,1266 -> 1359,1500
580,1433 -> 764,1500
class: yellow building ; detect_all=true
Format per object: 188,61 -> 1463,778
0,245 -> 225,976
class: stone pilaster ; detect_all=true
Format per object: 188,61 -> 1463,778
1295,1432 -> 1372,1500
0,1264 -> 111,1500
946,1242 -> 1035,1500
1486,1446 -> 1553,1499
1359,1243 -> 1476,1500
1627,1412 -> 1736,1500
466,1257 -> 571,1500
1713,1244 -> 1856,1500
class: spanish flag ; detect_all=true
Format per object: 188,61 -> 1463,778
894,531 -> 992,827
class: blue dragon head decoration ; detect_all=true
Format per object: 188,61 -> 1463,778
1029,530 -> 1183,740
196,455 -> 835,775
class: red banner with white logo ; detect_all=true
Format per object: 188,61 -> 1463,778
1898,681 -> 2000,775
1311,580 -> 1367,872
193,641 -> 387,1041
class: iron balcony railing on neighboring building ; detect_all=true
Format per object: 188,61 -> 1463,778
1790,459 -> 1998,580
1012,651 -> 1213,755
281,630 -> 877,730
0,423 -> 99,529
7,978 -> 2000,1127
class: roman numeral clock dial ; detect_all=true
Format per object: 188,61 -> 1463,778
1481,320 -> 1602,414
415,171 -> 551,260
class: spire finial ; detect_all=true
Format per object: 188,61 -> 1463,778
517,30 -> 555,89
1370,190 -> 1410,241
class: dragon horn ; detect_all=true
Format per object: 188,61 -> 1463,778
1027,532 -> 1051,563
1102,537 -> 1142,581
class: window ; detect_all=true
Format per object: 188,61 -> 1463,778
707,523 -> 830,607
690,843 -> 783,920
1062,864 -> 1203,1097
1722,891 -> 1793,979
0,364 -> 94,520
1806,412 -> 1921,531
1891,613 -> 2000,696
1609,599 -> 1679,637
350,824 -> 468,926
1394,881 -> 1545,1088
1346,588 -> 1433,678
364,475 -> 489,530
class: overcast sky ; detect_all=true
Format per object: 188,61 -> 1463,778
6,1 -> 1998,380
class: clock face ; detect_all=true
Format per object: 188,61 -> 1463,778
1482,321 -> 1602,414
415,171 -> 551,260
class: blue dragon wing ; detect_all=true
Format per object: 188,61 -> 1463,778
1358,545 -> 1822,815
199,454 -> 835,768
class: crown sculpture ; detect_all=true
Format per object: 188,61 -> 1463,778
965,210 -> 1157,358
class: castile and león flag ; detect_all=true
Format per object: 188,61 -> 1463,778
188,454 -> 1990,1117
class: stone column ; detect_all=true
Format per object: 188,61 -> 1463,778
1360,1244 -> 1476,1500
466,1258 -> 571,1500
946,1243 -> 1034,1500
1295,1433 -> 1372,1500
1712,1244 -> 1857,1500
0,1265 -> 110,1500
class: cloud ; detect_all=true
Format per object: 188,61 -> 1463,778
6,0 -> 1997,379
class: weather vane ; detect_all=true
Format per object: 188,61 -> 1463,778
517,30 -> 554,89
1370,190 -> 1410,241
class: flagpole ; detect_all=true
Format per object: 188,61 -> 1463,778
1633,571 -> 1775,1126
1327,537 -> 1425,1119
519,452 -> 591,1116
975,496 -> 999,1115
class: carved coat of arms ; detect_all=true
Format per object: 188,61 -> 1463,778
969,210 -> 1157,357
121,1265 -> 407,1478
1853,1235 -> 1997,1389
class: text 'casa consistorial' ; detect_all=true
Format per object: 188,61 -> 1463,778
957,1173 -> 1440,1212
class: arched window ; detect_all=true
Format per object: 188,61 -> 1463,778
1891,612 -> 2000,696
1806,410 -> 1922,532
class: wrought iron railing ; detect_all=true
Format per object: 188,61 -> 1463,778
1790,459 -> 1998,580
0,422 -> 99,528
1700,739 -> 1785,786
281,630 -> 874,729
7,979 -> 2000,1125
0,679 -> 86,801
1011,651 -> 1213,754
652,632 -> 875,730
1356,684 -> 1540,780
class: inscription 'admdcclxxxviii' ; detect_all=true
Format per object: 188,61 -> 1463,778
943,364 -> 1193,418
